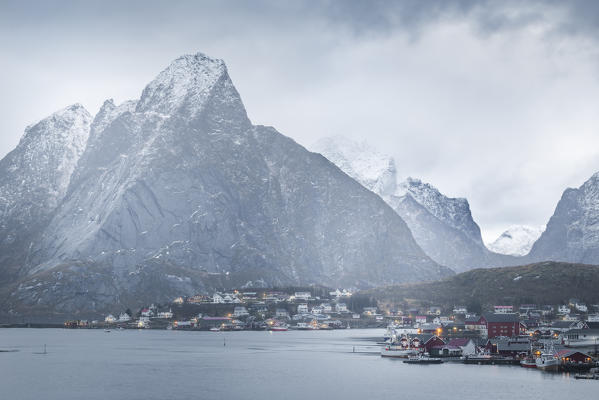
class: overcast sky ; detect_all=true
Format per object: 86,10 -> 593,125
2,0 -> 599,242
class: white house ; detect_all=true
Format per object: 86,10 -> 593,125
311,306 -> 323,314
294,292 -> 311,301
494,305 -> 514,314
233,306 -> 249,317
105,314 -> 117,323
157,309 -> 174,319
453,306 -> 468,314
575,303 -> 588,313
212,293 -> 225,304
297,303 -> 309,314
141,308 -> 154,318
448,338 -> 477,356
118,313 -> 131,322
587,314 -> 599,322
335,303 -> 349,313
275,309 -> 290,318
558,305 -> 571,314
173,297 -> 184,304
320,303 -> 333,313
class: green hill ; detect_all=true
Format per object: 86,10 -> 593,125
366,261 -> 599,313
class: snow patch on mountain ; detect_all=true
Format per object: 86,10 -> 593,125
487,225 -> 545,256
311,136 -> 397,199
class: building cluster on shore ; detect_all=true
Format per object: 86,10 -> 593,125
379,299 -> 599,376
66,288 -> 367,331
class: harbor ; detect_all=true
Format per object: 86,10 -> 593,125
1,328 -> 597,400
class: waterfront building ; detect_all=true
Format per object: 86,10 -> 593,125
173,297 -> 184,304
447,338 -> 477,355
118,313 -> 131,322
157,309 -> 174,319
104,314 -> 117,323
233,306 -> 249,317
486,337 -> 530,357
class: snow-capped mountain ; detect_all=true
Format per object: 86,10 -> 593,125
312,136 -> 398,199
312,136 -> 520,272
487,225 -> 544,256
528,172 -> 599,264
0,104 -> 91,285
0,53 -> 451,317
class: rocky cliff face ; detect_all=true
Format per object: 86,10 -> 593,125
0,104 -> 91,285
312,136 -> 520,272
0,53 -> 451,317
528,173 -> 599,264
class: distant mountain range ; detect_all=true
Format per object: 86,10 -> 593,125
0,53 -> 451,319
312,137 -> 521,272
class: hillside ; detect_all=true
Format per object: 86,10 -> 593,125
367,261 -> 599,312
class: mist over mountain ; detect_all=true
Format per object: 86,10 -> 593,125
487,225 -> 545,257
312,136 -> 521,272
0,53 -> 451,318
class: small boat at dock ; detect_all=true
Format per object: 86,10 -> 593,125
520,356 -> 537,368
403,353 -> 443,364
535,354 -> 559,372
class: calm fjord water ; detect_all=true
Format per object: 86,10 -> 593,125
0,328 -> 596,400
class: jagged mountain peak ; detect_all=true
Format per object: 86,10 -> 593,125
396,177 -> 481,245
136,52 -> 230,117
22,103 -> 91,144
91,98 -> 137,136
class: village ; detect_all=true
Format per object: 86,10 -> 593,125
62,288 -> 599,377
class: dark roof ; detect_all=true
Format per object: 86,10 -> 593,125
586,322 -> 599,329
555,349 -> 591,358
482,313 -> 520,323
448,338 -> 472,347
487,337 -> 531,351
564,328 -> 599,335
552,321 -> 580,328
465,315 -> 481,323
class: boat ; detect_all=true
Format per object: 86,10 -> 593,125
380,345 -> 420,358
403,353 -> 443,364
461,354 -> 519,365
209,327 -> 221,332
269,323 -> 289,332
536,354 -> 559,372
520,356 -> 537,368
104,329 -> 111,333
